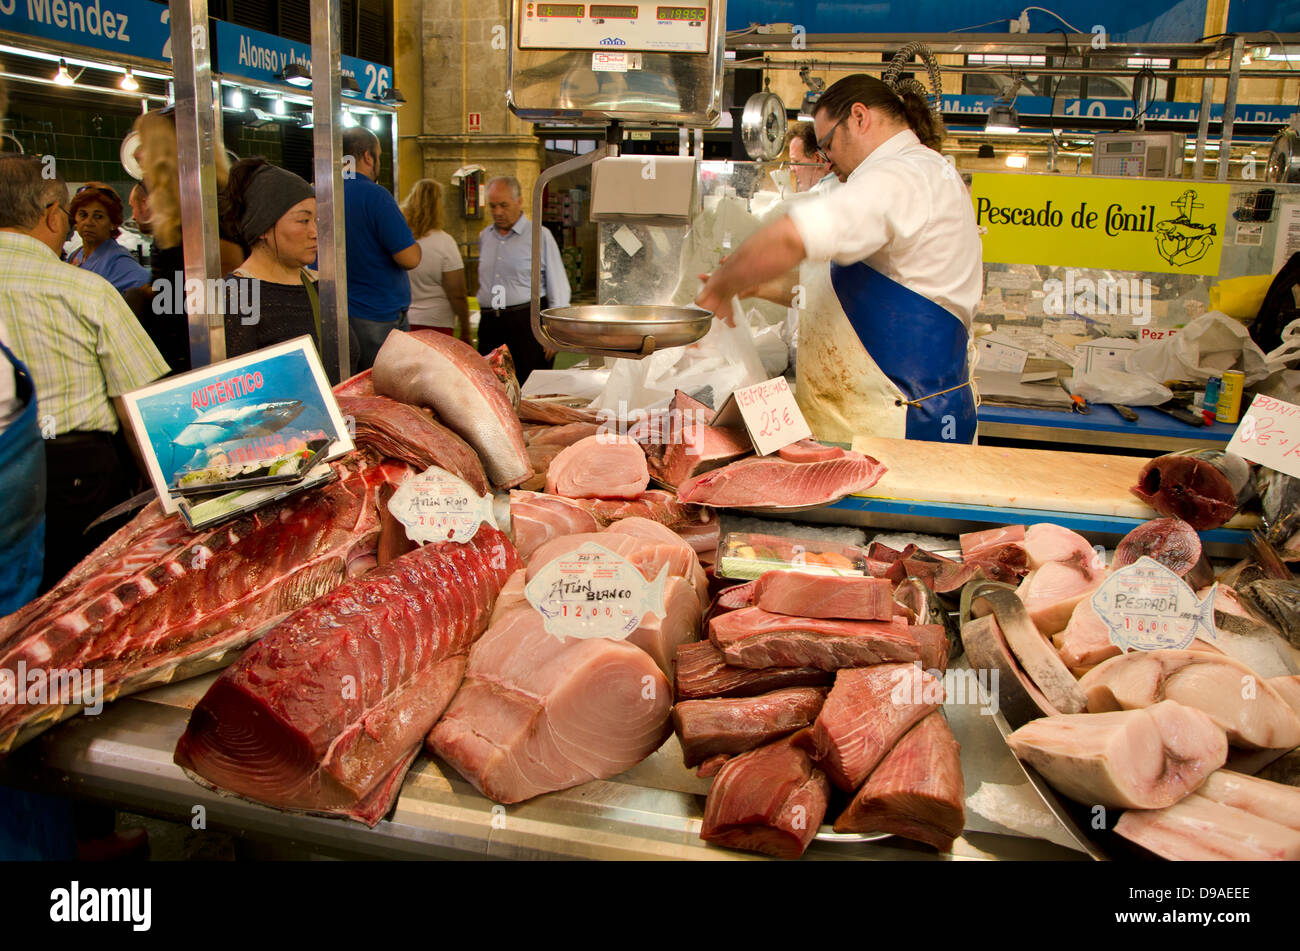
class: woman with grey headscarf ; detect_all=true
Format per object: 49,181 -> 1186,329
221,158 -> 358,371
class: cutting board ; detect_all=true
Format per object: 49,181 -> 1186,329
849,436 -> 1258,527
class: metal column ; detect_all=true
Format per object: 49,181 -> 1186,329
1193,75 -> 1212,179
1218,36 -> 1244,182
311,0 -> 351,383
170,0 -> 225,367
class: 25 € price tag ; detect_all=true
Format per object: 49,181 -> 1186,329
711,376 -> 812,456
387,465 -> 496,544
1091,557 -> 1217,652
1226,393 -> 1300,480
524,541 -> 668,641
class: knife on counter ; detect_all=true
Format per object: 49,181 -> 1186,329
1111,403 -> 1139,423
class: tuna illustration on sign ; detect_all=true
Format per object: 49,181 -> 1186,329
1091,556 -> 1217,652
1154,189 -> 1218,266
173,400 -> 306,447
524,541 -> 669,642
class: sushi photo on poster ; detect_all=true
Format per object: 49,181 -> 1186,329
122,337 -> 355,517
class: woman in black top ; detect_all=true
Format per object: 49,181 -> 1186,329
221,158 -> 359,372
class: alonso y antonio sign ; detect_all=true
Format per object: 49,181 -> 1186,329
970,173 -> 1229,277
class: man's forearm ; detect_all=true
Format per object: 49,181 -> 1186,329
696,216 -> 807,314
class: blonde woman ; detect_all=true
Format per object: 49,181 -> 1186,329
129,108 -> 244,372
400,178 -> 469,339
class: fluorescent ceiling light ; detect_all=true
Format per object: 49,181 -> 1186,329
273,95 -> 287,115
1006,154 -> 1028,168
0,44 -> 171,80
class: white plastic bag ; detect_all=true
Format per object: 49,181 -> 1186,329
1126,312 -> 1272,384
589,298 -> 768,412
1068,368 -> 1172,407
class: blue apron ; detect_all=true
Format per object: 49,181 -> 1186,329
0,340 -> 45,615
829,261 -> 977,444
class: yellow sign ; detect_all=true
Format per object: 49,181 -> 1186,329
970,173 -> 1229,276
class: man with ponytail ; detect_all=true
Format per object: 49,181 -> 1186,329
696,74 -> 982,444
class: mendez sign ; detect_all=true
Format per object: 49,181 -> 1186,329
971,173 -> 1230,276
0,0 -> 172,63
214,21 -> 392,102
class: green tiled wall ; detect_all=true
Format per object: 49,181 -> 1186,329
4,95 -> 139,200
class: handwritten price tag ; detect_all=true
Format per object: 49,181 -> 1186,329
524,541 -> 668,641
387,465 -> 496,544
1225,393 -> 1300,480
712,376 -> 812,456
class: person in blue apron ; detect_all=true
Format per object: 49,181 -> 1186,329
0,336 -> 43,614
696,74 -> 983,444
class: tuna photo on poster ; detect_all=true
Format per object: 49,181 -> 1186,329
122,337 -> 354,513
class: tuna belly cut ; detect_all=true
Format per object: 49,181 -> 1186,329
427,608 -> 672,804
709,608 -> 946,672
1005,700 -> 1227,810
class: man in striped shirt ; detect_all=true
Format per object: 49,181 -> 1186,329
0,155 -> 169,591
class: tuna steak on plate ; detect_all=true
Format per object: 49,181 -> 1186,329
700,734 -> 830,859
0,453 -> 407,754
1005,700 -> 1227,810
673,686 -> 828,767
677,449 -> 886,509
833,711 -> 965,851
174,524 -> 521,825
372,329 -> 532,488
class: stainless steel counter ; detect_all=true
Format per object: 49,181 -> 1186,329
1,675 -> 1085,862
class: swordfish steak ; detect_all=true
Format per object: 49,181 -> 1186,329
0,453 -> 407,754
426,604 -> 673,803
174,525 -> 520,825
372,329 -> 532,488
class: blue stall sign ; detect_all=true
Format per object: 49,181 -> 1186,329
0,0 -> 173,63
214,21 -> 392,102
941,94 -> 1295,129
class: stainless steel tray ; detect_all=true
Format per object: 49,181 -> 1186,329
541,305 -> 713,355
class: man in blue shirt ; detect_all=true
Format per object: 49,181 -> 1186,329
342,128 -> 421,369
477,176 -> 570,385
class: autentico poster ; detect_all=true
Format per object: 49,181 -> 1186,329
970,173 -> 1230,276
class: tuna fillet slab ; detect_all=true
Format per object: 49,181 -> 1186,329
1115,794 -> 1300,860
1005,700 -> 1227,810
700,734 -> 831,859
753,571 -> 895,621
427,606 -> 673,803
677,451 -> 886,508
710,608 -> 948,672
174,526 -> 521,825
673,687 -> 827,767
372,329 -> 532,488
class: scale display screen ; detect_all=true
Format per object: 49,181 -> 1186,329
537,3 -> 584,15
1104,141 -> 1135,153
656,5 -> 705,18
590,4 -> 638,17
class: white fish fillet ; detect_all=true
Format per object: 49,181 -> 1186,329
1115,793 -> 1300,860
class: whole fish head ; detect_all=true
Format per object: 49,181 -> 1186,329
1239,579 -> 1300,648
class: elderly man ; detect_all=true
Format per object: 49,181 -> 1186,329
476,175 -> 570,384
0,154 -> 169,590
786,122 -> 837,194
342,127 -> 421,370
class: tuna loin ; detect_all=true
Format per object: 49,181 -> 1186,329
426,605 -> 672,803
833,712 -> 965,851
546,434 -> 649,499
174,525 -> 521,825
709,608 -> 948,672
508,489 -> 715,562
700,735 -> 831,859
673,641 -> 832,700
1130,449 -> 1252,530
753,571 -> 895,621
1,454 -> 407,754
673,687 -> 828,767
372,329 -> 532,488
801,664 -> 943,791
677,450 -> 886,508
338,395 -> 489,496
1005,700 -> 1227,810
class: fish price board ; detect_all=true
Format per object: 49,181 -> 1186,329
1092,557 -> 1217,652
525,541 -> 668,641
388,466 -> 496,544
1225,393 -> 1300,481
712,376 -> 812,456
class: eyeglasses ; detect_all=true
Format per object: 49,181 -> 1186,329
75,184 -> 116,198
45,200 -> 69,218
815,116 -> 849,163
